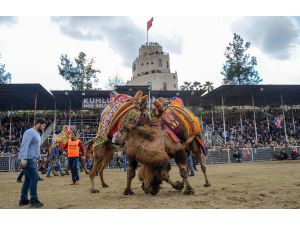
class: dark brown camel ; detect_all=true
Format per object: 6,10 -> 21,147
120,125 -> 196,195
121,126 -> 187,195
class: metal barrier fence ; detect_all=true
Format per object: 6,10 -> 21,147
0,155 -> 20,172
205,146 -> 300,164
1,146 -> 300,172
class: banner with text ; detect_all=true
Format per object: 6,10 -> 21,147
82,98 -> 110,109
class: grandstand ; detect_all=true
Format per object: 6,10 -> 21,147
1,83 -> 300,171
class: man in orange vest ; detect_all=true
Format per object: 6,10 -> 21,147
63,134 -> 85,185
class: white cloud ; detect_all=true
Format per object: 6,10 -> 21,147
0,16 -> 300,92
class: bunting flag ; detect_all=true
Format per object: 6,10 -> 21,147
147,17 -> 154,31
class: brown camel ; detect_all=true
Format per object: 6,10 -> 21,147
87,91 -> 149,193
121,125 -> 195,195
87,123 -> 210,194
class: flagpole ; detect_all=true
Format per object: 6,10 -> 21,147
147,29 -> 148,45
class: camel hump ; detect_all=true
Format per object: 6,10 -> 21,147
133,127 -> 155,142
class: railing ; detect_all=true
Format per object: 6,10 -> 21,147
55,119 -> 99,126
1,146 -> 299,172
205,146 -> 300,164
0,155 -> 20,172
202,122 -> 225,145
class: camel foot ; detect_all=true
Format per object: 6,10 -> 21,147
204,183 -> 211,187
102,183 -> 109,188
91,189 -> 99,193
183,188 -> 195,195
172,181 -> 185,191
123,188 -> 135,196
85,171 -> 90,175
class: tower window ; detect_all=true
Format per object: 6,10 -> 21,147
167,61 -> 169,69
151,62 -> 154,64
141,63 -> 143,66
163,82 -> 167,90
173,75 -> 176,79
158,59 -> 162,67
146,62 -> 149,65
133,64 -> 136,71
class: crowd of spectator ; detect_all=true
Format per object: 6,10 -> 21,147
203,108 -> 300,150
0,113 -> 52,156
1,108 -> 300,156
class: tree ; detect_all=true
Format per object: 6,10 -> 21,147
105,74 -> 125,90
180,81 -> 192,91
203,81 -> 214,92
221,33 -> 262,85
58,52 -> 100,90
180,81 -> 214,92
0,55 -> 12,84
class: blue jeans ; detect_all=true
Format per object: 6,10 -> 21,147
20,159 -> 39,200
47,158 -> 64,177
187,153 -> 195,176
68,157 -> 79,183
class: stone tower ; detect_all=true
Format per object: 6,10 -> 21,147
127,42 -> 178,90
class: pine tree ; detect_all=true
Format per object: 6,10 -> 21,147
221,33 -> 262,85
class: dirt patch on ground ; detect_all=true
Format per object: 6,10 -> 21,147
0,160 -> 300,209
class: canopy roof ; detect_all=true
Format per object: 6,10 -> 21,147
1,84 -> 300,111
0,83 -> 54,111
201,85 -> 300,108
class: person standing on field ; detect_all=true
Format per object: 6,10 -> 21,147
18,118 -> 46,208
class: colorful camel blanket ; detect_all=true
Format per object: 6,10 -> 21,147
93,91 -> 145,148
94,92 -> 132,147
157,97 -> 207,156
51,125 -> 73,149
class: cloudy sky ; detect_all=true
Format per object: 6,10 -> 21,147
0,16 -> 300,91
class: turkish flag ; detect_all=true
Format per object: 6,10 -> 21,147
147,17 -> 154,31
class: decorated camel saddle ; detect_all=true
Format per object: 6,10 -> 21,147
50,125 -> 73,150
153,97 -> 207,155
93,90 -> 148,149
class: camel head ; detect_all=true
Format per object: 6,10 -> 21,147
139,162 -> 171,195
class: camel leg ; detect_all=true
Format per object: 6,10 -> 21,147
90,158 -> 102,193
179,165 -> 194,195
162,172 -> 184,191
199,160 -> 211,187
123,160 -> 138,195
192,141 -> 211,187
98,147 -> 114,187
175,150 -> 194,195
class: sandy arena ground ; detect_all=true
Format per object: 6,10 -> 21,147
0,160 -> 300,209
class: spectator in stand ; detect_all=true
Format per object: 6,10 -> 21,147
291,149 -> 299,160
